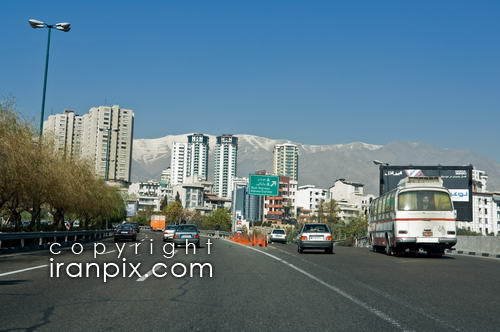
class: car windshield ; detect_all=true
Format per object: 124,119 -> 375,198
273,230 -> 285,234
166,225 -> 177,230
398,190 -> 453,211
177,225 -> 198,232
117,225 -> 133,231
303,224 -> 329,233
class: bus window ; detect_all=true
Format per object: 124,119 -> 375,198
398,191 -> 452,211
388,192 -> 396,213
376,198 -> 382,218
384,195 -> 391,213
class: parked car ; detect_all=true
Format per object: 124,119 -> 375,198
173,224 -> 200,247
297,223 -> 334,254
163,224 -> 178,242
114,224 -> 137,242
269,229 -> 287,244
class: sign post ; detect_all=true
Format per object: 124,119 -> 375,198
248,174 -> 279,196
248,174 -> 279,245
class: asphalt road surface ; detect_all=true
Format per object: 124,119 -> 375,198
0,231 -> 499,331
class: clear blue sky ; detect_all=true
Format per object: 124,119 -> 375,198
2,0 -> 499,161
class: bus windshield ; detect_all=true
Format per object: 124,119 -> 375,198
397,190 -> 452,211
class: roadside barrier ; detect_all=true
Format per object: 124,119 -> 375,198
0,230 -> 114,252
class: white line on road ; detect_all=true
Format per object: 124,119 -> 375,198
141,239 -> 145,242
136,265 -> 159,282
136,250 -> 177,282
104,250 -> 116,254
0,264 -> 48,277
233,241 -> 409,331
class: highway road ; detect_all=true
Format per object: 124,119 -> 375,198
0,230 -> 499,331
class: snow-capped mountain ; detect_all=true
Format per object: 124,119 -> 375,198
131,134 -> 500,194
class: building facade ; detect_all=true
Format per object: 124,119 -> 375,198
213,134 -> 238,198
295,185 -> 328,214
46,105 -> 134,182
457,193 -> 500,236
170,142 -> 188,186
43,109 -> 83,158
273,143 -> 299,181
264,175 -> 295,223
328,179 -> 374,219
80,105 -> 134,182
186,133 -> 209,181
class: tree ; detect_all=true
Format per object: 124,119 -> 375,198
164,201 -> 183,224
343,215 -> 368,242
202,208 -> 231,231
159,195 -> 168,211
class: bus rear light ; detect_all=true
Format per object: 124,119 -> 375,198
398,230 -> 408,234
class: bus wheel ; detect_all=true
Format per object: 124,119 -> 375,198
385,238 -> 392,256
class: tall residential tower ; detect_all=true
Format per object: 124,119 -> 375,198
273,143 -> 299,181
80,105 -> 134,182
213,134 -> 238,198
43,109 -> 83,158
186,133 -> 209,181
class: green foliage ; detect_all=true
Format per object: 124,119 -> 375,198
201,208 -> 231,231
164,201 -> 183,224
456,228 -> 481,236
0,98 -> 126,231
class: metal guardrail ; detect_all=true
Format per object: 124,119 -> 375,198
0,230 -> 114,250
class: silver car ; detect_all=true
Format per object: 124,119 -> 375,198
173,224 -> 200,247
163,224 -> 178,242
297,223 -> 334,254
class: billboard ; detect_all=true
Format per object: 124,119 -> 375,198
379,165 -> 473,221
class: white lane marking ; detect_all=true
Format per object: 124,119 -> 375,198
104,250 -> 116,254
270,246 -> 459,331
136,250 -> 177,282
141,239 -> 145,242
0,264 -> 48,277
136,265 -> 159,282
230,241 -> 409,331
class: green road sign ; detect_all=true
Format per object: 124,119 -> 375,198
248,174 -> 279,196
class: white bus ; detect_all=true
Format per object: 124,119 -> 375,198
368,176 -> 457,257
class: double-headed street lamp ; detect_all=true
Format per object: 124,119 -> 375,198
29,18 -> 71,136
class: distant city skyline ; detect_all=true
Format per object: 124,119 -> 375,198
2,1 -> 499,161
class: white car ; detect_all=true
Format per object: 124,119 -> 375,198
163,224 -> 178,242
269,229 -> 287,244
297,223 -> 334,254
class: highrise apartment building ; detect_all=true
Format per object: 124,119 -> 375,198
213,134 -> 238,198
43,105 -> 134,183
43,109 -> 83,158
80,105 -> 134,182
273,143 -> 299,181
170,142 -> 187,186
186,133 -> 209,181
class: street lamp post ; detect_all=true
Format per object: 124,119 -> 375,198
29,19 -> 71,136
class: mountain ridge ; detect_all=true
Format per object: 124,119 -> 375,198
131,134 -> 500,195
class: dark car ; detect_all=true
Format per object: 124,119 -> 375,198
114,224 -> 137,242
297,223 -> 334,254
126,222 -> 140,233
173,224 -> 200,247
